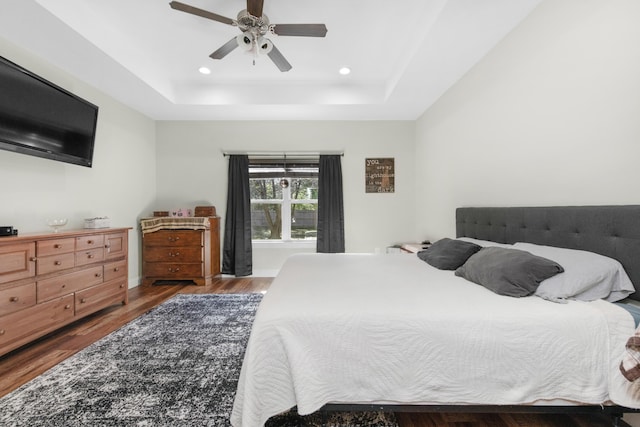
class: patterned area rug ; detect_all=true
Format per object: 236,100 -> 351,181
0,294 -> 397,427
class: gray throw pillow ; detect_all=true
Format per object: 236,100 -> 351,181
454,247 -> 564,297
417,238 -> 482,270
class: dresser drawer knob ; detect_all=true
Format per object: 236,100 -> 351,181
87,240 -> 94,244
80,298 -> 87,304
120,284 -> 125,289
168,236 -> 180,242
54,260 -> 62,266
169,252 -> 180,257
9,296 -> 19,302
54,244 -> 62,249
168,267 -> 181,273
62,284 -> 67,288
87,254 -> 94,259
0,330 -> 5,335
64,304 -> 71,310
95,273 -> 102,277
113,267 -> 120,272
30,257 -> 37,262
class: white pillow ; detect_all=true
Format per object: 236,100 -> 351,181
456,237 -> 513,248
513,242 -> 635,303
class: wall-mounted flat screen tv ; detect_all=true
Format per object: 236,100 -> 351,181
0,55 -> 98,167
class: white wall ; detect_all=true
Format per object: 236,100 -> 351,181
415,0 -> 640,240
0,36 -> 157,287
155,120 -> 416,275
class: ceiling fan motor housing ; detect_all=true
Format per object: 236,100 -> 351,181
236,9 -> 270,35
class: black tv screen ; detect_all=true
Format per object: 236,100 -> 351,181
0,55 -> 98,167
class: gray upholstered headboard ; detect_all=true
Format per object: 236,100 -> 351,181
456,206 -> 640,301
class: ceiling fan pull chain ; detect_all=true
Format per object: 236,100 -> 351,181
253,42 -> 258,66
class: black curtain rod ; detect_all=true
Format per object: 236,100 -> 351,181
221,150 -> 344,157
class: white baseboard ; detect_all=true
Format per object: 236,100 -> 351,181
129,270 -> 278,288
222,269 -> 279,278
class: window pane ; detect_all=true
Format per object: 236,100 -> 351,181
251,203 -> 282,240
249,164 -> 318,241
250,178 -> 283,200
291,203 -> 317,240
290,178 -> 318,200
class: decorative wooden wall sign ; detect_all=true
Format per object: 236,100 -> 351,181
365,157 -> 395,193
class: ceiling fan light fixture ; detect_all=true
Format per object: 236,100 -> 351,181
236,31 -> 254,51
198,66 -> 211,75
257,37 -> 273,54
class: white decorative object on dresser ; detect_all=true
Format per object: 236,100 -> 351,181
0,227 -> 130,356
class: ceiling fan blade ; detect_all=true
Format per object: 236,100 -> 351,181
169,1 -> 235,26
271,24 -> 328,37
267,44 -> 292,72
210,37 -> 240,59
246,0 -> 264,17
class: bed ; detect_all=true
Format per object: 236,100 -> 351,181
231,206 -> 640,427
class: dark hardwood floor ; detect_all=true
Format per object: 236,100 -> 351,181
0,277 -> 627,426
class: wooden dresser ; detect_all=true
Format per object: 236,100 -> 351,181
141,216 -> 220,286
0,227 -> 130,356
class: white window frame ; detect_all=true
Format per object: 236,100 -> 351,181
250,177 -> 318,247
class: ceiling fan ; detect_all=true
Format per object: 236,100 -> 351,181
169,0 -> 328,72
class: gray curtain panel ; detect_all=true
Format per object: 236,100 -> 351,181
222,155 -> 253,276
317,155 -> 345,253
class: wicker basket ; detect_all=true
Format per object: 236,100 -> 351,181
84,217 -> 111,229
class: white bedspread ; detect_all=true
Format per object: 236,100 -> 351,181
231,253 -> 640,427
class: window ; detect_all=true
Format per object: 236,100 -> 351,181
249,158 -> 318,241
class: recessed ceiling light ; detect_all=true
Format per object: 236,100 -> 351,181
339,67 -> 351,76
199,67 -> 211,75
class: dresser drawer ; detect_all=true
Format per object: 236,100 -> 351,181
76,235 -> 105,251
0,242 -> 36,284
105,232 -> 128,260
0,282 -> 36,316
37,252 -> 75,275
143,230 -> 203,247
75,279 -> 126,318
37,238 -> 75,256
104,260 -> 127,282
75,248 -> 105,266
143,262 -> 203,278
143,246 -> 203,263
0,294 -> 74,354
37,266 -> 104,303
